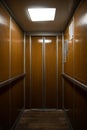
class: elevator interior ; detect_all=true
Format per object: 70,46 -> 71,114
0,0 -> 87,130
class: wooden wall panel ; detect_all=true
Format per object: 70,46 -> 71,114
0,4 -> 10,82
64,80 -> 74,127
10,80 -> 24,127
0,4 -> 10,130
74,86 -> 87,130
64,23 -> 74,77
0,86 -> 10,130
10,19 -> 24,127
31,36 -> 42,108
74,0 -> 87,85
25,35 -> 30,108
11,19 -> 24,77
73,1 -> 87,130
64,19 -> 74,127
58,35 -> 62,108
0,3 -> 24,130
64,1 -> 87,130
45,36 -> 57,108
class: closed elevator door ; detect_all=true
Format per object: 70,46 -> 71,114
30,36 -> 58,108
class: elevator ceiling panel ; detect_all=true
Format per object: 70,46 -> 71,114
3,0 -> 80,32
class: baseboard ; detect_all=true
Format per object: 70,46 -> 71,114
24,108 -> 63,112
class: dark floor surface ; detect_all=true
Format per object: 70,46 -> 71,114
15,109 -> 70,130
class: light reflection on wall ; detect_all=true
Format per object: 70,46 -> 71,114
79,13 -> 87,26
38,39 -> 52,43
75,39 -> 79,43
0,15 -> 8,25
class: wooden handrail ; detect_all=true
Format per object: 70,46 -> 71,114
0,73 -> 26,88
62,73 -> 87,92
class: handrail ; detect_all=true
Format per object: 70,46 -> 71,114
0,73 -> 26,88
62,73 -> 87,92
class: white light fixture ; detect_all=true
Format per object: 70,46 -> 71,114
28,8 -> 56,22
38,39 -> 52,43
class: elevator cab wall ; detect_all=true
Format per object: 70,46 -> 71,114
0,3 -> 24,130
64,0 -> 87,130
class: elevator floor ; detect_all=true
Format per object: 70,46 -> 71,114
15,110 -> 70,130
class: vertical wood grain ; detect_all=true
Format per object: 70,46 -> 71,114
0,4 -> 10,130
0,5 -> 10,82
0,3 -> 24,130
11,19 -> 24,77
45,36 -> 57,108
64,1 -> 87,130
25,35 -> 30,108
73,1 -> 87,130
74,0 -> 87,85
31,36 -> 43,108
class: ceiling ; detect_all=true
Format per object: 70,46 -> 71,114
2,0 -> 80,33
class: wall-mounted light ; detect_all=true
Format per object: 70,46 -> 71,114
28,8 -> 56,22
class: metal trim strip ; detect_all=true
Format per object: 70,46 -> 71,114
24,33 -> 26,108
29,36 -> 32,108
43,37 -> 46,108
62,33 -> 64,108
56,35 -> 58,108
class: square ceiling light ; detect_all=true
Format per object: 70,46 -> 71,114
28,8 -> 56,22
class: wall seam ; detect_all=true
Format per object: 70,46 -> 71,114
9,16 -> 12,128
43,37 -> 46,108
29,36 -> 32,108
56,35 -> 58,109
24,33 -> 26,109
42,36 -> 44,108
72,16 -> 75,125
62,33 -> 64,109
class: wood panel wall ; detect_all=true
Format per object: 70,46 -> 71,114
0,3 -> 24,130
45,36 -> 57,108
10,18 -> 24,128
31,36 -> 43,108
0,4 -> 10,82
25,35 -> 30,108
11,19 -> 24,77
64,1 -> 87,130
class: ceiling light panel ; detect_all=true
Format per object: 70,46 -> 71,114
28,8 -> 56,22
